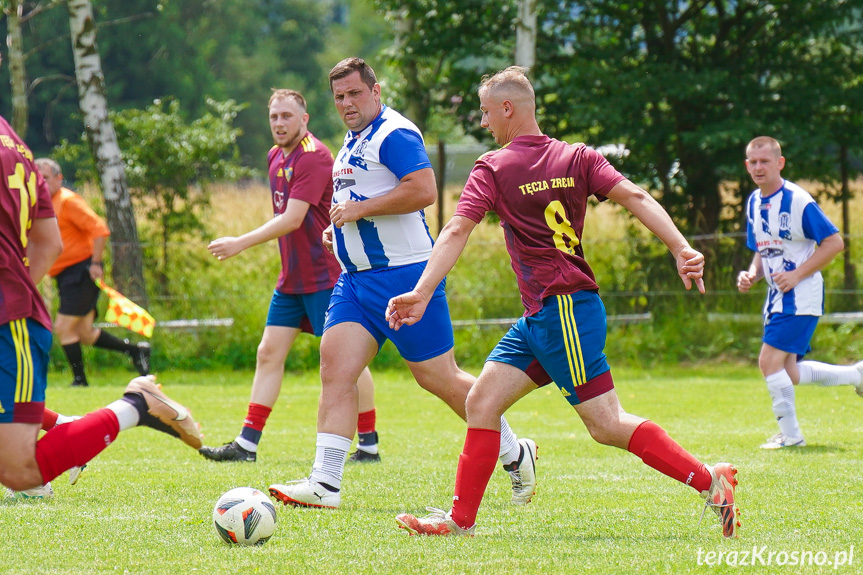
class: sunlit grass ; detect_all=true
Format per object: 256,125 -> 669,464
3,365 -> 863,574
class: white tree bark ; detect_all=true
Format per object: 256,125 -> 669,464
5,0 -> 29,135
515,0 -> 537,71
67,0 -> 148,304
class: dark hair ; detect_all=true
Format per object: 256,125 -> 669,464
328,57 -> 377,92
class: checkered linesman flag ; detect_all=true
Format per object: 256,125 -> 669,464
95,279 -> 156,338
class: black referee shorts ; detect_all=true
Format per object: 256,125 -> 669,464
55,259 -> 101,317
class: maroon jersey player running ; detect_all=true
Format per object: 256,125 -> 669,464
387,67 -> 741,539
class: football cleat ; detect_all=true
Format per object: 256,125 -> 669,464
5,483 -> 54,500
396,507 -> 475,537
700,463 -> 741,538
268,479 -> 340,509
125,376 -> 202,449
69,465 -> 86,485
504,438 -> 538,504
199,441 -> 257,462
347,449 -> 381,463
130,341 -> 151,376
760,432 -> 806,449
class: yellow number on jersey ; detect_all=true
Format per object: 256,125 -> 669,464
7,162 -> 38,249
544,200 -> 579,255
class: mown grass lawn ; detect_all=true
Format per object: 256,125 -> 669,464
2,364 -> 862,574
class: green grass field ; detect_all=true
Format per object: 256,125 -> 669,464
3,364 -> 863,574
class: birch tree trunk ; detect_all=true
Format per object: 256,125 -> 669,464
5,0 -> 29,135
67,0 -> 148,305
515,0 -> 537,71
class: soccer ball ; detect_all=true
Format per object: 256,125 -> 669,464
212,487 -> 277,546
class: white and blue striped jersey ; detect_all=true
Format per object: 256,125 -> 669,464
331,105 -> 434,272
745,180 -> 839,317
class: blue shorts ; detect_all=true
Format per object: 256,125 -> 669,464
763,313 -> 818,358
487,290 -> 614,406
0,318 -> 50,424
266,289 -> 334,336
324,262 -> 453,362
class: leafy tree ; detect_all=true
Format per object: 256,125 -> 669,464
532,0 -> 863,237
372,0 -> 518,140
57,98 -> 250,294
2,0 -> 342,165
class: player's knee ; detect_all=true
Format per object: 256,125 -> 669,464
0,466 -> 41,491
465,387 -> 503,420
583,420 -> 619,446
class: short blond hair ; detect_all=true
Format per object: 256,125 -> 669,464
478,66 -> 535,103
746,136 -> 782,157
268,89 -> 307,111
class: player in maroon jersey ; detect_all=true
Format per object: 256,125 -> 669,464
387,67 -> 740,538
0,113 -> 201,496
200,89 -> 379,463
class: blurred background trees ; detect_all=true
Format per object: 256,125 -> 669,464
2,0 -> 862,300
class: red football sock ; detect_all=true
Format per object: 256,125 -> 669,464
357,409 -> 376,434
239,403 -> 272,446
243,403 -> 272,432
41,408 -> 59,431
450,428 -> 500,529
34,408 -> 119,483
628,420 -> 711,492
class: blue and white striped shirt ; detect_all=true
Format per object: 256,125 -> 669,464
745,180 -> 839,316
331,105 -> 434,272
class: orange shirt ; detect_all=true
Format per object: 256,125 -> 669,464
48,188 -> 111,277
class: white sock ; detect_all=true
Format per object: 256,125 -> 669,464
357,444 -> 378,455
106,400 -> 140,432
498,416 -> 520,465
55,413 -> 76,426
235,436 -> 257,452
766,370 -> 802,438
309,433 -> 351,489
797,361 -> 862,387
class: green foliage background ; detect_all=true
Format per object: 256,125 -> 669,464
48,184 -> 863,378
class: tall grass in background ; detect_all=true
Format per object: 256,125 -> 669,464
47,179 -> 863,377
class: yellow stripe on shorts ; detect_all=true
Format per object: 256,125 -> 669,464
11,319 -> 33,403
557,294 -> 587,386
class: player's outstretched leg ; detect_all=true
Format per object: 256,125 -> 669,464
700,463 -> 741,539
123,376 -> 202,449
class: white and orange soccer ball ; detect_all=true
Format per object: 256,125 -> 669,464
212,487 -> 277,546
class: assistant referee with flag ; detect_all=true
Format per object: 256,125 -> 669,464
35,158 -> 150,386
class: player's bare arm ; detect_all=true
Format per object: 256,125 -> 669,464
737,253 -> 764,293
330,167 -> 437,228
386,215 -> 477,330
209,199 -> 311,261
771,232 -> 844,293
26,217 -> 63,283
606,179 -> 705,294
